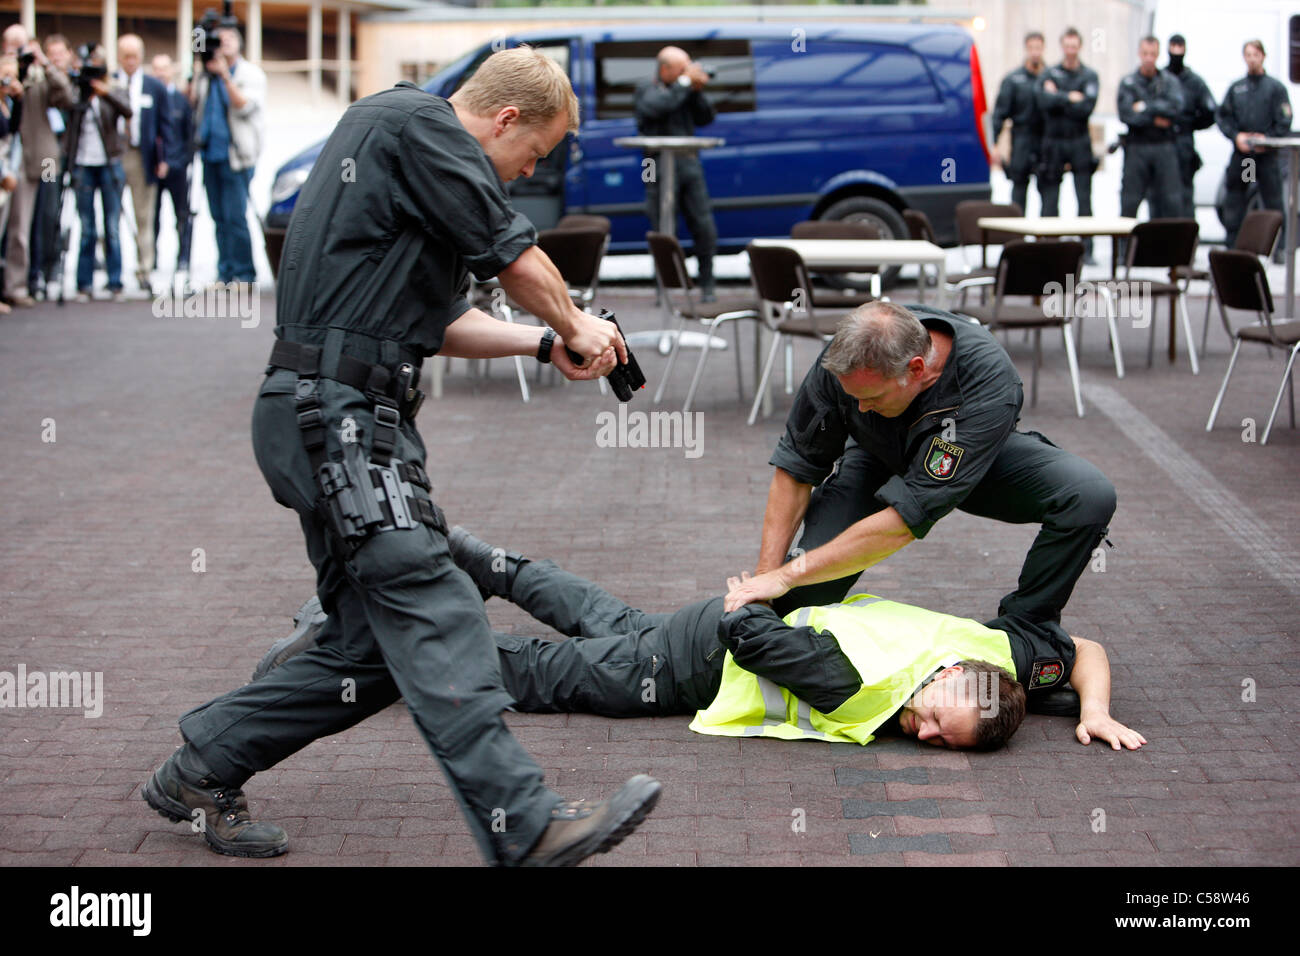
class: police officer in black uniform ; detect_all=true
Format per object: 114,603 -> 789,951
991,31 -> 1046,212
1117,36 -> 1185,220
635,46 -> 719,301
141,48 -> 661,868
1035,27 -> 1100,258
722,301 -> 1116,629
1165,34 -> 1217,219
1217,39 -> 1294,251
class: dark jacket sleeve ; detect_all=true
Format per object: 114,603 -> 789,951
992,74 -> 1015,135
986,614 -> 1077,693
1150,73 -> 1184,122
635,79 -> 694,123
768,352 -> 850,487
1066,68 -> 1099,121
874,382 -> 1020,540
394,103 -> 536,281
99,88 -> 132,121
690,89 -> 715,127
1117,75 -> 1150,129
1186,73 -> 1217,131
150,77 -> 176,169
1216,85 -> 1242,142
717,604 -> 863,714
1267,80 -> 1293,137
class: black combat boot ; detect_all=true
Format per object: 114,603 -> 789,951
447,526 -> 529,601
142,744 -> 289,858
251,595 -> 327,681
521,775 -> 662,867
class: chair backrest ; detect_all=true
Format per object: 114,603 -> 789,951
995,239 -> 1084,301
1209,249 -> 1273,315
1233,209 -> 1284,257
955,200 -> 1024,248
646,231 -> 693,291
555,214 -> 612,235
537,227 -> 606,290
791,220 -> 881,240
746,242 -> 827,334
903,209 -> 938,244
1126,218 -> 1199,270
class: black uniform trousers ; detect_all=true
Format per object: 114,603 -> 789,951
1121,141 -> 1182,219
644,155 -> 718,289
1174,134 -> 1201,219
1223,150 -> 1285,250
1038,135 -> 1095,252
153,163 -> 193,269
1006,132 -> 1040,213
493,560 -> 726,717
771,431 -> 1116,624
177,369 -> 560,866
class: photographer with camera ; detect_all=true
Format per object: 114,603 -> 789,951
64,42 -> 132,302
634,46 -> 719,301
0,23 -> 72,308
189,20 -> 264,288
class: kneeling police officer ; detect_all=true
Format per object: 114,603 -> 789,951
143,47 -> 660,867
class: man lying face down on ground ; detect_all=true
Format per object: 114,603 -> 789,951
257,529 -> 1146,752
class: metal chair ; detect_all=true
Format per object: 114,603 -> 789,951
1121,218 -> 1201,374
536,226 -> 608,310
1180,209 -> 1283,354
646,232 -> 761,413
957,239 -> 1089,417
745,242 -> 846,425
790,219 -> 882,304
1204,249 -> 1300,445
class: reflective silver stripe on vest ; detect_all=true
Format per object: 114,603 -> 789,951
795,698 -> 829,739
742,676 -> 789,736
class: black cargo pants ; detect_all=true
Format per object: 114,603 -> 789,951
1121,141 -> 1182,219
177,367 -> 561,866
771,431 -> 1116,624
644,155 -> 718,290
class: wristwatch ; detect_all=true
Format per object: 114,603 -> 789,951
536,328 -> 557,364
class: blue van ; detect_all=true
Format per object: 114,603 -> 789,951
264,22 -> 992,277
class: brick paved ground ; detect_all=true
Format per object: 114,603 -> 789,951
1,271 -> 1296,868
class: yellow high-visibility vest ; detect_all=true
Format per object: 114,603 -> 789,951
689,595 -> 1017,744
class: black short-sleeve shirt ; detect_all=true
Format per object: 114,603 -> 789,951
274,82 -> 536,359
769,307 -> 1024,539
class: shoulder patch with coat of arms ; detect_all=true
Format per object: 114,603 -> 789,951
923,436 -> 964,480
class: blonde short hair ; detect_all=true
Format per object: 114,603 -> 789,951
455,46 -> 579,133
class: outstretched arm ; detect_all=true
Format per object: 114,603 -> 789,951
1070,636 -> 1146,750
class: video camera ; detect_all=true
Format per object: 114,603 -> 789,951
16,49 -> 34,82
564,309 -> 646,402
73,44 -> 107,99
197,0 -> 240,66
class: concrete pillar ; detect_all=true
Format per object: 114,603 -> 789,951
309,0 -> 322,107
177,0 -> 193,81
102,0 -> 119,71
20,0 -> 34,35
248,0 -> 262,64
337,4 -> 351,107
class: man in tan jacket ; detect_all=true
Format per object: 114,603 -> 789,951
1,24 -> 72,307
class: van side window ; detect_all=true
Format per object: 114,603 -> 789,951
759,42 -> 939,107
595,39 -> 755,119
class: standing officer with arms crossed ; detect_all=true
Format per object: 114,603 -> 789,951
1117,35 -> 1184,220
991,31 -> 1046,213
1217,39 -> 1293,253
142,47 -> 660,868
1035,27 -> 1100,261
635,46 -> 719,301
723,302 -> 1116,635
1165,34 -> 1217,220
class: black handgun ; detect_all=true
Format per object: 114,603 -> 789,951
565,309 -> 646,402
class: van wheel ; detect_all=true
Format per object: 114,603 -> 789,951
819,196 -> 908,291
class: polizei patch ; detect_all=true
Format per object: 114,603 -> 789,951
923,437 -> 964,480
1029,659 -> 1064,688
